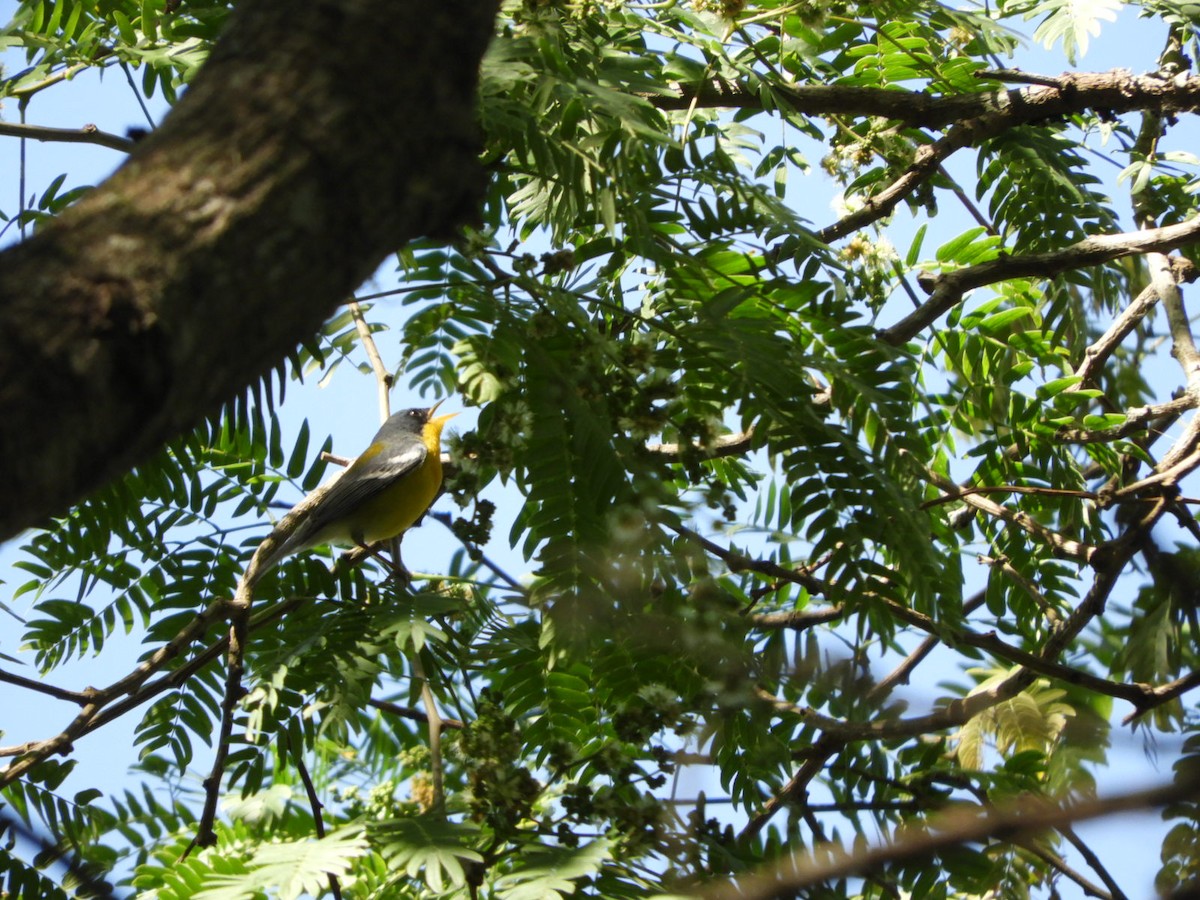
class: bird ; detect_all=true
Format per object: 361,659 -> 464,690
250,400 -> 457,576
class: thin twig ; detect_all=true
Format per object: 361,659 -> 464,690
1059,825 -> 1129,900
187,596 -> 250,856
292,737 -> 343,900
0,667 -> 91,705
918,463 -> 1097,563
920,483 -> 1096,508
1072,261 -> 1195,388
430,511 -> 525,592
937,164 -> 997,234
866,591 -> 988,701
369,696 -> 465,730
348,299 -> 392,422
978,556 -> 1060,624
409,655 -> 445,815
1013,837 -> 1115,900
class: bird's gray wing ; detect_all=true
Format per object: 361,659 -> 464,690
261,440 -> 429,567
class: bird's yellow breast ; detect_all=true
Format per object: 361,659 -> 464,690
352,419 -> 447,544
355,448 -> 443,545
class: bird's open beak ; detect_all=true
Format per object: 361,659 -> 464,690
427,398 -> 458,426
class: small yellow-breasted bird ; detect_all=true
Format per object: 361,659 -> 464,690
252,401 -> 457,574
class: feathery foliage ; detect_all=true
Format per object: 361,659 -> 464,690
6,0 -> 1200,897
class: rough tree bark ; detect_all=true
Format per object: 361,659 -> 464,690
0,0 -> 498,541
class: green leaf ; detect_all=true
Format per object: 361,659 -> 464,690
494,840 -> 612,900
193,825 -> 367,900
371,817 -> 483,893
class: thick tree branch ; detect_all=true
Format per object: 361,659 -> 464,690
0,0 -> 498,541
657,69 -> 1200,131
660,70 -> 1200,245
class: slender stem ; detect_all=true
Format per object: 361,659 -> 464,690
1059,825 -> 1129,900
409,654 -> 445,815
369,696 -> 465,729
0,667 -> 91,705
292,738 -> 344,900
348,299 -> 392,422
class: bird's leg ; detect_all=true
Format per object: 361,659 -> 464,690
384,535 -> 412,586
354,536 -> 411,586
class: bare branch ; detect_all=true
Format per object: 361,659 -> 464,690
654,70 -> 1200,132
0,120 -> 135,153
882,217 -> 1200,345
749,606 -> 844,630
369,696 -> 465,730
0,598 -> 232,786
1123,668 -> 1200,724
349,299 -> 393,423
739,735 -> 839,842
646,429 -> 756,461
698,778 -> 1199,900
291,736 -> 344,900
1059,825 -> 1130,900
187,597 -> 250,855
0,667 -> 91,705
1073,257 -> 1198,388
1055,395 -> 1196,444
1015,837 -> 1116,900
409,653 -> 446,815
